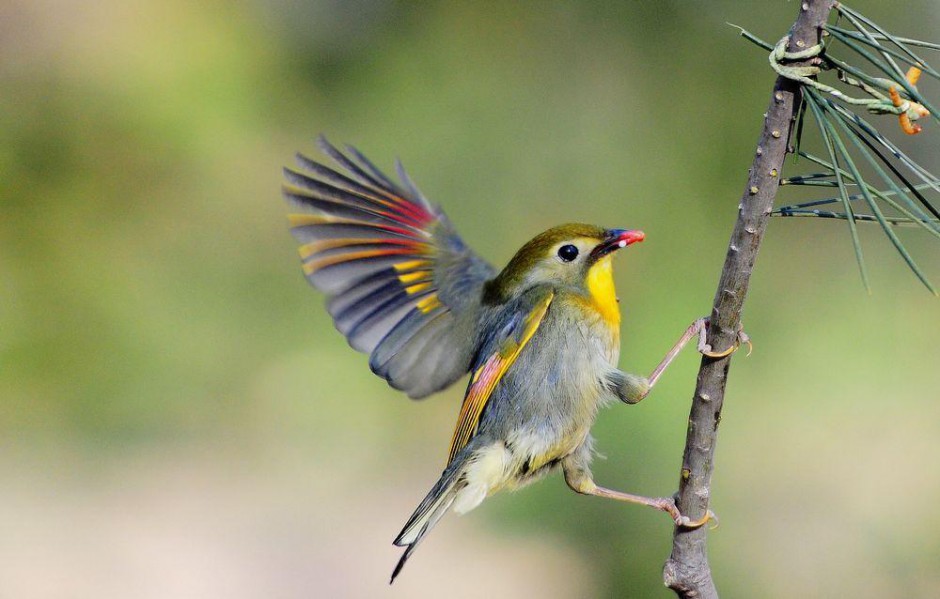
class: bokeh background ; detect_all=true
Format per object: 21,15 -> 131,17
3,1 -> 939,597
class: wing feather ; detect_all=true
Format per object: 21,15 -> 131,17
284,137 -> 496,398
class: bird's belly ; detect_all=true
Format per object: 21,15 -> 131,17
507,425 -> 589,481
496,359 -> 612,489
457,428 -> 586,507
467,303 -> 620,497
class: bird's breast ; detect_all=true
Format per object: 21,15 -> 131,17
583,256 -> 621,330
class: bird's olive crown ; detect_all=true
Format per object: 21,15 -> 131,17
483,223 -> 610,303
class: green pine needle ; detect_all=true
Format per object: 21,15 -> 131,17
740,4 -> 940,294
804,92 -> 871,293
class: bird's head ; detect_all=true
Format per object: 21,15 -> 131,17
485,223 -> 645,302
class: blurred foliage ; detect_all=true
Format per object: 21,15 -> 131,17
1,1 -> 939,598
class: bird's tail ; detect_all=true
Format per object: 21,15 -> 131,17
390,464 -> 463,584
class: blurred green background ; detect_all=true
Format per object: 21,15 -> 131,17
2,1 -> 939,597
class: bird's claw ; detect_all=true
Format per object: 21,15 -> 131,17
676,509 -> 720,530
739,331 -> 753,357
698,323 -> 752,359
659,497 -> 718,530
700,343 -> 736,359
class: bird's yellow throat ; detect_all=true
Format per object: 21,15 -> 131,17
585,256 -> 620,327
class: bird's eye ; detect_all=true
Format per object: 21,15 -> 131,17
557,244 -> 579,262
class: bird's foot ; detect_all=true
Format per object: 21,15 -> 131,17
697,320 -> 752,359
658,496 -> 718,529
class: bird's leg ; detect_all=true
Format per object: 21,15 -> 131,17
562,459 -> 714,529
650,317 -> 751,386
613,318 -> 750,405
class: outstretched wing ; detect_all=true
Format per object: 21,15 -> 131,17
284,137 -> 496,399
447,287 -> 554,464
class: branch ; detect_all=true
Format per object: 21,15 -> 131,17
662,1 -> 835,596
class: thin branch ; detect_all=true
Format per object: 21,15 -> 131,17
662,2 -> 836,597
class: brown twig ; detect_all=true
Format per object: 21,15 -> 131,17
661,1 -> 835,597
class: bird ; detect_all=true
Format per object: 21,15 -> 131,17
282,137 -> 744,583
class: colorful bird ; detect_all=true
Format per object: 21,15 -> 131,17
283,137 -> 741,583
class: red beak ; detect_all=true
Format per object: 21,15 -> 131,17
590,228 -> 645,260
615,229 -> 645,246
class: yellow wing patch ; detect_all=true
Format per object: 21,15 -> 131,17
413,295 -> 438,313
446,291 -> 554,464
